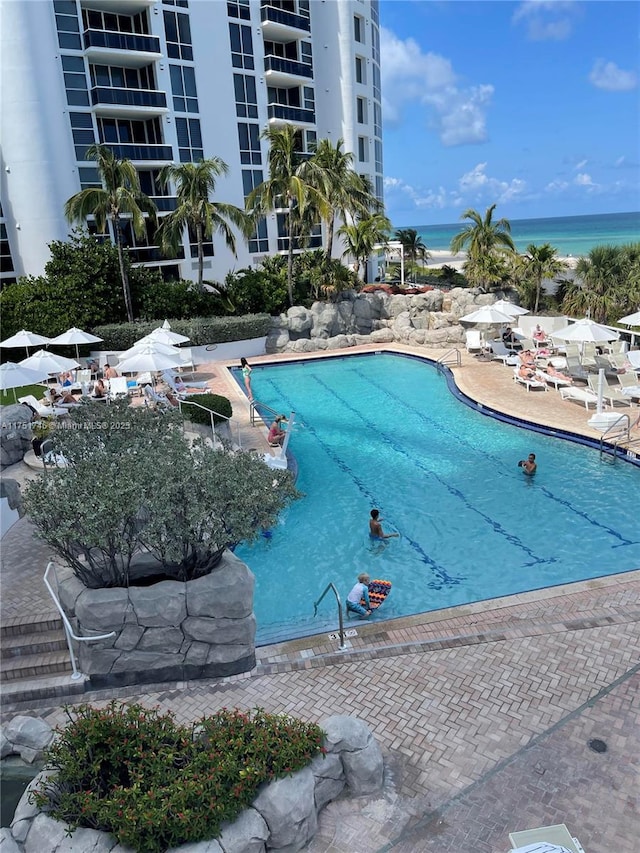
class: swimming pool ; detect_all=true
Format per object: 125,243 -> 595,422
233,354 -> 640,644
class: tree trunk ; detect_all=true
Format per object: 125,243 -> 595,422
196,221 -> 205,290
324,213 -> 335,262
287,202 -> 295,306
113,215 -> 134,323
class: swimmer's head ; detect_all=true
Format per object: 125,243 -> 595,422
358,573 -> 370,584
370,509 -> 380,520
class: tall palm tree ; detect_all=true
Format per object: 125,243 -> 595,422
306,138 -> 378,261
338,213 -> 391,283
64,144 -> 157,322
246,124 -> 329,306
518,243 -> 567,313
561,245 -> 628,323
450,204 -> 516,290
394,228 -> 430,282
158,158 -> 251,291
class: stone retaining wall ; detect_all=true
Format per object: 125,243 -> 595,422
56,550 -> 256,688
3,715 -> 384,853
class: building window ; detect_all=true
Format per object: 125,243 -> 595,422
304,129 -> 317,152
372,25 -> 380,64
237,123 -> 261,165
374,139 -> 383,173
303,86 -> 315,111
70,112 -> 95,160
78,166 -> 101,189
358,136 -> 368,163
227,0 -> 250,20
1,224 -> 15,274
354,15 -> 364,43
188,224 -> 214,258
82,8 -> 150,35
164,10 -> 193,60
175,117 -> 203,162
163,1 -> 189,7
373,102 -> 382,138
55,0 -> 81,51
355,56 -> 365,84
90,64 -> 155,90
233,73 -> 258,119
372,63 -> 381,102
97,117 -> 163,146
170,65 -> 198,112
371,0 -> 379,26
375,175 -> 384,201
229,23 -> 254,70
62,55 -> 89,106
356,97 -> 367,124
248,218 -> 269,254
300,41 -> 313,67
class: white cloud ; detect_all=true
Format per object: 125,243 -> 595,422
589,60 -> 638,92
457,163 -> 527,204
574,172 -> 597,188
545,180 -> 570,193
574,159 -> 588,170
380,27 -> 493,146
512,1 -> 579,41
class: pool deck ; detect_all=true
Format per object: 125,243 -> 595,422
1,344 -> 639,852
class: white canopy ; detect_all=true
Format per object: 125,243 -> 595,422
492,299 -> 529,317
0,330 -> 51,355
20,350 -> 80,375
49,327 -> 104,360
552,318 -> 619,343
0,362 -> 49,401
459,306 -> 516,326
119,340 -> 182,360
135,327 -> 190,347
616,310 -> 640,327
117,345 -> 183,374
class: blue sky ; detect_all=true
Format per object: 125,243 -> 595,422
380,0 -> 640,226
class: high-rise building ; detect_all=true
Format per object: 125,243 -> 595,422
0,0 -> 384,287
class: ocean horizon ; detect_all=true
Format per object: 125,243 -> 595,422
398,211 -> 639,258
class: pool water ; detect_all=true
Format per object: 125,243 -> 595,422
234,354 -> 640,644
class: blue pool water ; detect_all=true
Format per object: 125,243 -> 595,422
234,354 -> 640,644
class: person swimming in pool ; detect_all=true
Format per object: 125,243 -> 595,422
369,509 -> 399,540
518,453 -> 537,476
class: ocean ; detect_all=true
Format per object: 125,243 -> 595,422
404,211 -> 639,258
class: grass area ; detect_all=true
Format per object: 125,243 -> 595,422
0,384 -> 47,406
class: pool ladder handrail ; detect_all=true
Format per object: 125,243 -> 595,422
313,582 -> 346,650
599,411 -> 640,460
249,399 -> 279,427
437,348 -> 461,367
178,397 -> 241,449
43,562 -> 116,680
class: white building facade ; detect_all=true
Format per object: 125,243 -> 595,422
0,0 -> 384,287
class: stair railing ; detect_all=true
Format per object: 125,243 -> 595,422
437,348 -> 461,367
43,562 -> 116,680
313,582 -> 346,650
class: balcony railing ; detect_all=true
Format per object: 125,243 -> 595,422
264,55 -> 313,79
105,144 -> 173,161
83,29 -> 161,54
261,5 -> 310,32
268,103 -> 315,124
91,87 -> 167,109
277,234 -> 322,252
149,195 -> 177,212
126,245 -> 185,263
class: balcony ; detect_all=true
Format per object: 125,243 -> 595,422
106,144 -> 173,162
261,5 -> 310,39
149,196 -> 177,213
277,234 -> 322,252
83,29 -> 161,67
264,55 -> 313,86
91,87 -> 167,117
268,103 -> 315,126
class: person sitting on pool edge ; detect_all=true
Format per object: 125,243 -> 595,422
369,509 -> 399,540
518,453 -> 537,475
267,414 -> 288,446
346,573 -> 372,619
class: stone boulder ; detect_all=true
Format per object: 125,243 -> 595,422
252,767 -> 317,852
3,717 -> 54,761
0,827 -> 22,853
286,307 -> 313,338
0,404 -> 33,468
217,807 -> 269,853
322,715 -> 384,796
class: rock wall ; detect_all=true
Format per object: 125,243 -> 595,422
56,550 -> 256,688
5,715 -> 384,853
0,404 -> 34,468
266,287 -> 502,354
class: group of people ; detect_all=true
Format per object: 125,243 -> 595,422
239,358 -> 289,449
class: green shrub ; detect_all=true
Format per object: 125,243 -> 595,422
135,277 -> 224,321
32,702 -> 326,853
92,314 -> 272,350
181,393 -> 232,426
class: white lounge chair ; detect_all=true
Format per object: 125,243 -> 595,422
587,375 -> 633,408
509,822 -> 585,853
534,369 -> 572,389
616,371 -> 640,398
513,370 -> 547,392
108,376 -> 130,400
18,394 -> 67,417
161,370 -> 209,395
490,340 -> 519,365
465,330 -> 482,353
143,385 -> 171,410
559,386 -> 598,410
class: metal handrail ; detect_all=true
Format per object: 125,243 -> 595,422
178,398 -> 241,448
250,399 -> 280,427
437,348 -> 461,367
43,562 -> 116,680
313,582 -> 346,650
599,413 -> 630,460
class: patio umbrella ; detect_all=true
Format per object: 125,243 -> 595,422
0,362 -> 49,402
0,329 -> 51,356
459,306 -> 517,325
119,340 -> 182,360
492,299 -> 529,317
49,327 -> 104,360
117,346 -> 183,375
135,327 -> 190,347
552,318 -> 619,343
616,310 -> 640,326
20,350 -> 80,375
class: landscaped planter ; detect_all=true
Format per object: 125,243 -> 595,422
6,715 -> 384,853
56,549 -> 256,688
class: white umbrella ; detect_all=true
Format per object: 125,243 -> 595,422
135,327 -> 190,347
616,310 -> 640,326
117,346 -> 183,375
119,340 -> 182,360
0,329 -> 52,356
459,306 -> 517,325
0,362 -> 49,402
492,299 -> 529,317
552,318 -> 619,343
49,327 -> 104,360
20,350 -> 80,375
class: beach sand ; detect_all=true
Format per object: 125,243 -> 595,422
425,249 -> 578,271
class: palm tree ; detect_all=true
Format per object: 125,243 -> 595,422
561,245 -> 628,323
246,124 -> 329,306
64,144 -> 157,322
394,228 -> 430,282
306,138 -> 378,261
158,158 -> 251,291
338,213 -> 391,283
450,204 -> 516,290
518,243 -> 567,313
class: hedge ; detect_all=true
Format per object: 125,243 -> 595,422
92,314 -> 272,351
181,393 -> 233,426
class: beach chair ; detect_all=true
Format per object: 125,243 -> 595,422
564,355 -> 589,382
534,369 -> 572,389
108,376 -> 130,400
587,375 -> 633,408
143,385 -> 171,411
18,394 -> 67,418
509,823 -> 585,853
559,386 -> 598,410
490,340 -> 519,365
465,330 -> 482,353
513,369 -> 547,392
616,371 -> 640,397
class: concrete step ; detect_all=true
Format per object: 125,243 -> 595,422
0,672 -> 88,712
1,613 -> 62,639
1,650 -> 72,682
1,629 -> 68,660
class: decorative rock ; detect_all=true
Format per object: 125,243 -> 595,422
0,479 -> 23,514
322,716 -> 370,753
138,627 -> 184,653
309,752 -> 345,811
0,729 -> 11,759
0,827 -> 22,853
289,338 -> 317,353
128,581 -> 186,627
23,814 -> 70,852
167,840 -> 222,853
341,738 -> 384,796
183,616 -> 255,647
368,328 -> 395,343
76,587 -> 129,633
4,717 -> 53,753
326,335 -> 352,350
186,553 -> 254,619
55,826 -> 119,852
0,404 -> 33,468
217,807 -> 269,853
113,624 -> 144,651
252,767 -> 317,852
55,565 -> 85,617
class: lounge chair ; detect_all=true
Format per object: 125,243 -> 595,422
564,355 -> 589,381
161,370 -> 209,396
534,369 -> 572,389
587,375 -> 633,408
143,385 -> 171,410
108,376 -> 130,399
509,822 -> 585,853
465,330 -> 482,353
559,385 -> 599,410
513,369 -> 548,392
490,340 -> 519,365
616,371 -> 640,398
18,394 -> 67,417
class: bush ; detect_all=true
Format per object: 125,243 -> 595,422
223,267 -> 290,315
181,393 -> 232,426
92,314 -> 272,351
32,702 -> 326,853
134,277 -> 224,321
